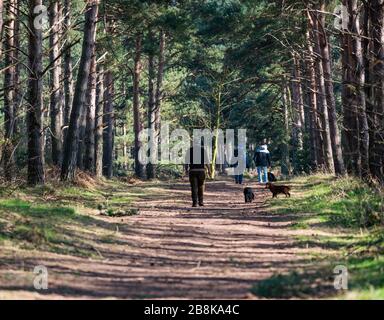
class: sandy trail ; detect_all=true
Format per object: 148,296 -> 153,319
0,179 -> 317,299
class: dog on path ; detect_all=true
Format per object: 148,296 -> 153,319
265,183 -> 291,198
244,187 -> 255,203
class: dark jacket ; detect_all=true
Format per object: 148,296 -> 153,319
186,147 -> 209,171
254,146 -> 271,167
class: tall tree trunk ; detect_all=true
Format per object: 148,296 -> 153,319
363,0 -> 375,180
318,5 -> 346,175
305,23 -> 323,170
281,84 -> 291,176
63,0 -> 74,131
3,0 -> 16,180
49,0 -> 63,165
13,0 -> 20,138
370,0 -> 384,183
84,52 -> 97,172
133,33 -> 144,178
349,1 -> 370,179
122,123 -> 128,170
146,37 -> 156,180
94,63 -> 104,177
290,54 -> 304,173
61,0 -> 99,181
309,6 -> 335,173
102,70 -> 114,178
341,0 -> 363,176
0,0 -> 4,58
27,0 -> 45,185
155,30 -> 165,136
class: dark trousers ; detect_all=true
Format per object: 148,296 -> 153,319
235,174 -> 243,184
189,170 -> 206,205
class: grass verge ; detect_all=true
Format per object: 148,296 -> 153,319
251,174 -> 384,299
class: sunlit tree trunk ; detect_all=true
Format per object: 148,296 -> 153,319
63,0 -> 74,131
305,24 -> 324,170
3,0 -> 16,180
61,0 -> 99,181
84,53 -> 97,172
27,0 -> 45,185
94,63 -> 104,177
49,0 -> 64,165
146,31 -> 157,180
133,33 -> 144,178
102,70 -> 114,178
318,4 -> 345,176
309,7 -> 335,174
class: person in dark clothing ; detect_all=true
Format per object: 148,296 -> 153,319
254,144 -> 271,183
185,145 -> 210,207
233,145 -> 247,184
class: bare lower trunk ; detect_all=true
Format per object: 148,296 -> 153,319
84,52 -> 97,172
310,6 -> 335,173
291,55 -> 304,151
318,6 -> 345,175
370,0 -> 384,183
133,33 -> 144,178
94,64 -> 104,177
102,70 -> 114,178
0,0 -> 4,58
63,0 -> 74,130
281,84 -> 291,176
3,0 -> 16,180
61,0 -> 99,181
155,30 -> 165,137
27,0 -> 45,185
49,0 -> 63,165
146,45 -> 157,180
305,24 -> 323,170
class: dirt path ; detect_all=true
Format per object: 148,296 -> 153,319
0,179 -> 321,299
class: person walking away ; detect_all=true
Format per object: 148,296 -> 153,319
254,144 -> 271,183
185,144 -> 210,207
233,144 -> 247,184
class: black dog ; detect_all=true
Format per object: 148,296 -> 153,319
244,187 -> 255,203
268,172 -> 277,182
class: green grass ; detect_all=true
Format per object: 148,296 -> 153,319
0,179 -> 168,258
252,175 -> 384,300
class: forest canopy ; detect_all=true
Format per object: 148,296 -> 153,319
0,0 -> 383,184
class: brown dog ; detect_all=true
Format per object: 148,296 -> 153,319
265,183 -> 291,198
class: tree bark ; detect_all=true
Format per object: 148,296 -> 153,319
27,0 -> 45,185
3,0 -> 16,180
0,0 -> 4,59
370,0 -> 384,183
309,7 -> 335,174
318,5 -> 346,175
155,30 -> 165,137
102,70 -> 114,178
63,0 -> 74,131
94,63 -> 104,177
84,52 -> 97,172
281,84 -> 291,176
49,0 -> 63,165
305,23 -> 324,170
348,1 -> 370,179
133,33 -> 144,178
290,54 -> 304,173
146,35 -> 157,180
61,0 -> 99,181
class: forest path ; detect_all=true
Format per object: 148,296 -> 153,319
0,178 -> 322,299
